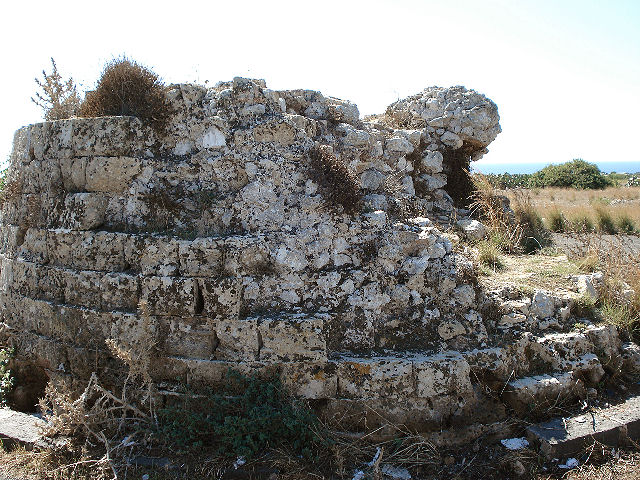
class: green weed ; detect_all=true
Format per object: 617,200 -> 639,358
0,347 -> 15,406
155,370 -> 328,459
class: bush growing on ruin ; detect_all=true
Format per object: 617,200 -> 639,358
31,58 -> 81,121
309,145 -> 363,214
78,57 -> 171,133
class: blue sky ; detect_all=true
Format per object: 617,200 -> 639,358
1,0 -> 638,168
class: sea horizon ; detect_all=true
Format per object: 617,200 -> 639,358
471,161 -> 640,175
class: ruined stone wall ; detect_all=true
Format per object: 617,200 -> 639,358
1,78 -> 633,435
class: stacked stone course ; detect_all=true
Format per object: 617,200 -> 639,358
1,77 -> 636,436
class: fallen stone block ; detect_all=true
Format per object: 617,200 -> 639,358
527,395 -> 640,458
0,407 -> 47,449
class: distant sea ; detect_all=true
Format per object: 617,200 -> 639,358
472,161 -> 640,175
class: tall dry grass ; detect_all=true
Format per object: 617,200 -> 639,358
471,176 -> 550,253
565,236 -> 640,338
501,186 -> 640,234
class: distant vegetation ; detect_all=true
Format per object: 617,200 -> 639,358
482,159 -> 639,190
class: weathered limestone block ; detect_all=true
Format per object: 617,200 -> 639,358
220,235 -> 270,276
62,193 -> 108,230
567,353 -> 605,385
0,226 -> 22,258
35,266 -> 65,303
452,284 -> 475,309
53,306 -> 112,347
110,311 -> 157,352
63,269 -> 103,309
141,237 -> 180,276
584,324 -> 622,367
85,156 -> 142,192
326,98 -> 360,125
257,313 -> 327,363
46,120 -> 74,159
457,218 -> 487,241
437,318 -> 467,340
201,276 -> 242,318
280,362 -> 338,399
621,342 -> 640,373
159,317 -> 215,358
336,356 -> 414,399
498,312 -> 527,329
177,238 -> 223,277
530,291 -> 555,319
140,276 -> 197,316
464,347 -> 513,383
421,151 -> 443,174
503,373 -> 585,414
253,119 -> 297,145
9,260 -> 39,298
59,157 -> 88,191
413,352 -> 473,398
17,228 -> 48,264
46,230 -> 128,272
215,317 -> 259,361
72,117 -> 147,157
101,273 -> 140,312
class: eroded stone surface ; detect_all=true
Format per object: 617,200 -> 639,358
1,77 -> 638,436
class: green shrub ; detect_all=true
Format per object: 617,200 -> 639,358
78,57 -> 171,132
481,173 -> 532,189
547,209 -> 567,232
31,58 -> 81,121
528,159 -> 610,190
309,145 -> 363,214
595,208 -> 617,234
0,347 -> 15,406
156,370 -> 327,458
617,215 -> 637,234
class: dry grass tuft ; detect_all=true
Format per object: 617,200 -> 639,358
567,236 -> 640,339
309,144 -> 363,215
31,58 -> 81,121
470,175 -> 550,253
503,185 -> 640,235
470,174 -> 523,253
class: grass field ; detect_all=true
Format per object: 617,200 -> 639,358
501,186 -> 640,234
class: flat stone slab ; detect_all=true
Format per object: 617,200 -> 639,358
527,395 -> 640,457
0,408 -> 47,449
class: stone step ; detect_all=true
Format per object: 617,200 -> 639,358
0,407 -> 47,449
502,372 -> 586,415
526,395 -> 640,458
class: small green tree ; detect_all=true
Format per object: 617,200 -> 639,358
31,58 -> 81,121
529,159 -> 610,189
